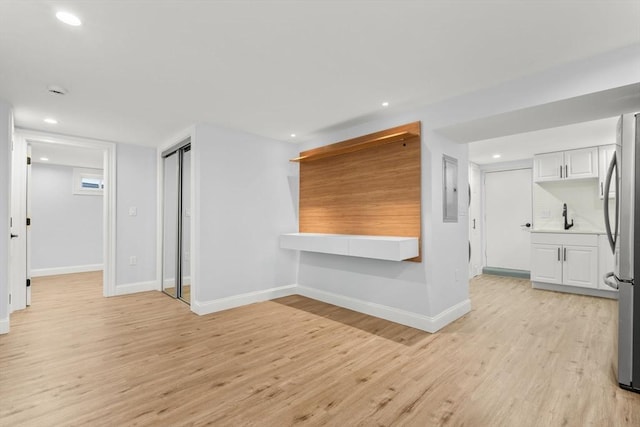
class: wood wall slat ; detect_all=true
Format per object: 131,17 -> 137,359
299,125 -> 421,262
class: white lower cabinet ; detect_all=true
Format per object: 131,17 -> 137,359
531,244 -> 563,284
562,245 -> 598,288
531,233 -> 599,291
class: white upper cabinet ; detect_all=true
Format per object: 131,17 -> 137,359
533,147 -> 598,182
533,152 -> 564,182
564,147 -> 598,180
598,144 -> 616,200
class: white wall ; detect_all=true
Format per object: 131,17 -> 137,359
435,44 -> 640,141
116,143 -> 157,290
191,124 -> 298,313
30,163 -> 103,272
296,115 -> 470,332
533,180 -> 612,232
0,100 -> 11,333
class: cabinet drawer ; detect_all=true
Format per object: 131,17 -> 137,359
531,232 -> 598,246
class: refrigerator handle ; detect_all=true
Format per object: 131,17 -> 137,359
603,271 -> 619,290
603,152 -> 618,253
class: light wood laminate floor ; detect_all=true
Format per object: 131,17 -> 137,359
1,273 -> 639,426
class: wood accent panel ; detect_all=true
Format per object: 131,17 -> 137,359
291,122 -> 420,162
2,272 -> 638,426
299,122 -> 421,261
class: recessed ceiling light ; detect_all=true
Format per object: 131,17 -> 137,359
381,102 -> 389,107
56,11 -> 82,26
290,133 -> 296,138
40,157 -> 49,161
44,118 -> 58,124
492,154 -> 501,159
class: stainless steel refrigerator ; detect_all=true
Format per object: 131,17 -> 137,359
604,112 -> 639,393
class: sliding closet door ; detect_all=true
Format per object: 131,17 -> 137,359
179,148 -> 191,304
162,140 -> 191,304
162,152 -> 179,298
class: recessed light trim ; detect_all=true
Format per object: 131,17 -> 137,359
290,133 -> 296,138
381,102 -> 389,107
492,154 -> 501,159
40,157 -> 49,161
56,11 -> 82,26
44,118 -> 58,124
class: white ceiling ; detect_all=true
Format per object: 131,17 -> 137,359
0,1 -> 639,147
468,116 -> 619,165
30,141 -> 103,169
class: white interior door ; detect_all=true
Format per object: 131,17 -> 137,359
469,163 -> 482,278
9,132 -> 27,312
485,168 -> 532,271
26,143 -> 32,306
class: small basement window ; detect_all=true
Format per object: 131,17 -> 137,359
73,168 -> 104,195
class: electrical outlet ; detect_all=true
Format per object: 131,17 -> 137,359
128,207 -> 137,216
541,210 -> 551,219
129,256 -> 137,265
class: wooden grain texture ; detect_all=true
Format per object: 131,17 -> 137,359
1,272 -> 638,426
299,123 -> 421,261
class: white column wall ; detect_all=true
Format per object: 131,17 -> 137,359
296,115 -> 470,332
115,143 -> 158,294
190,124 -> 298,314
0,100 -> 12,333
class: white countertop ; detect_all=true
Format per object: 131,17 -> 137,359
531,229 -> 605,235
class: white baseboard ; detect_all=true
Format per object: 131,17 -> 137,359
31,264 -> 103,277
115,280 -> 159,296
532,281 -> 618,300
192,284 -> 297,316
296,285 -> 471,333
429,298 -> 473,332
0,317 -> 9,334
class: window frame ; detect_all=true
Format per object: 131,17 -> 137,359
72,167 -> 104,196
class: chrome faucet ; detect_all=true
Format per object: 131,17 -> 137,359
563,203 -> 574,230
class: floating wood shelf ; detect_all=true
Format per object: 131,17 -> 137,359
280,233 -> 420,261
293,121 -> 422,262
290,122 -> 420,163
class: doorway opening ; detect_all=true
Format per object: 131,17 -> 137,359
161,139 -> 191,305
9,129 -> 116,313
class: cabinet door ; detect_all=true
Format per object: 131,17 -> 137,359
562,245 -> 598,288
531,244 -> 562,284
598,145 -> 616,200
533,152 -> 564,182
565,147 -> 598,180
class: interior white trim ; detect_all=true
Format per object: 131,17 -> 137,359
16,128 -> 117,297
192,284 -> 297,316
31,264 -> 103,277
192,283 -> 471,332
0,317 -> 9,334
296,285 -> 471,333
532,281 -> 618,300
115,280 -> 159,296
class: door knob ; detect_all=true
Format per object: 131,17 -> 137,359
10,233 -> 18,239
520,223 -> 531,228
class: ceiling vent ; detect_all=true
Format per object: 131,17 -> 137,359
47,85 -> 68,95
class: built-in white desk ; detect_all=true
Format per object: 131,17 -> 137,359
279,233 -> 419,261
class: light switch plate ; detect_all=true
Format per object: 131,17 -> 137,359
128,207 -> 137,216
